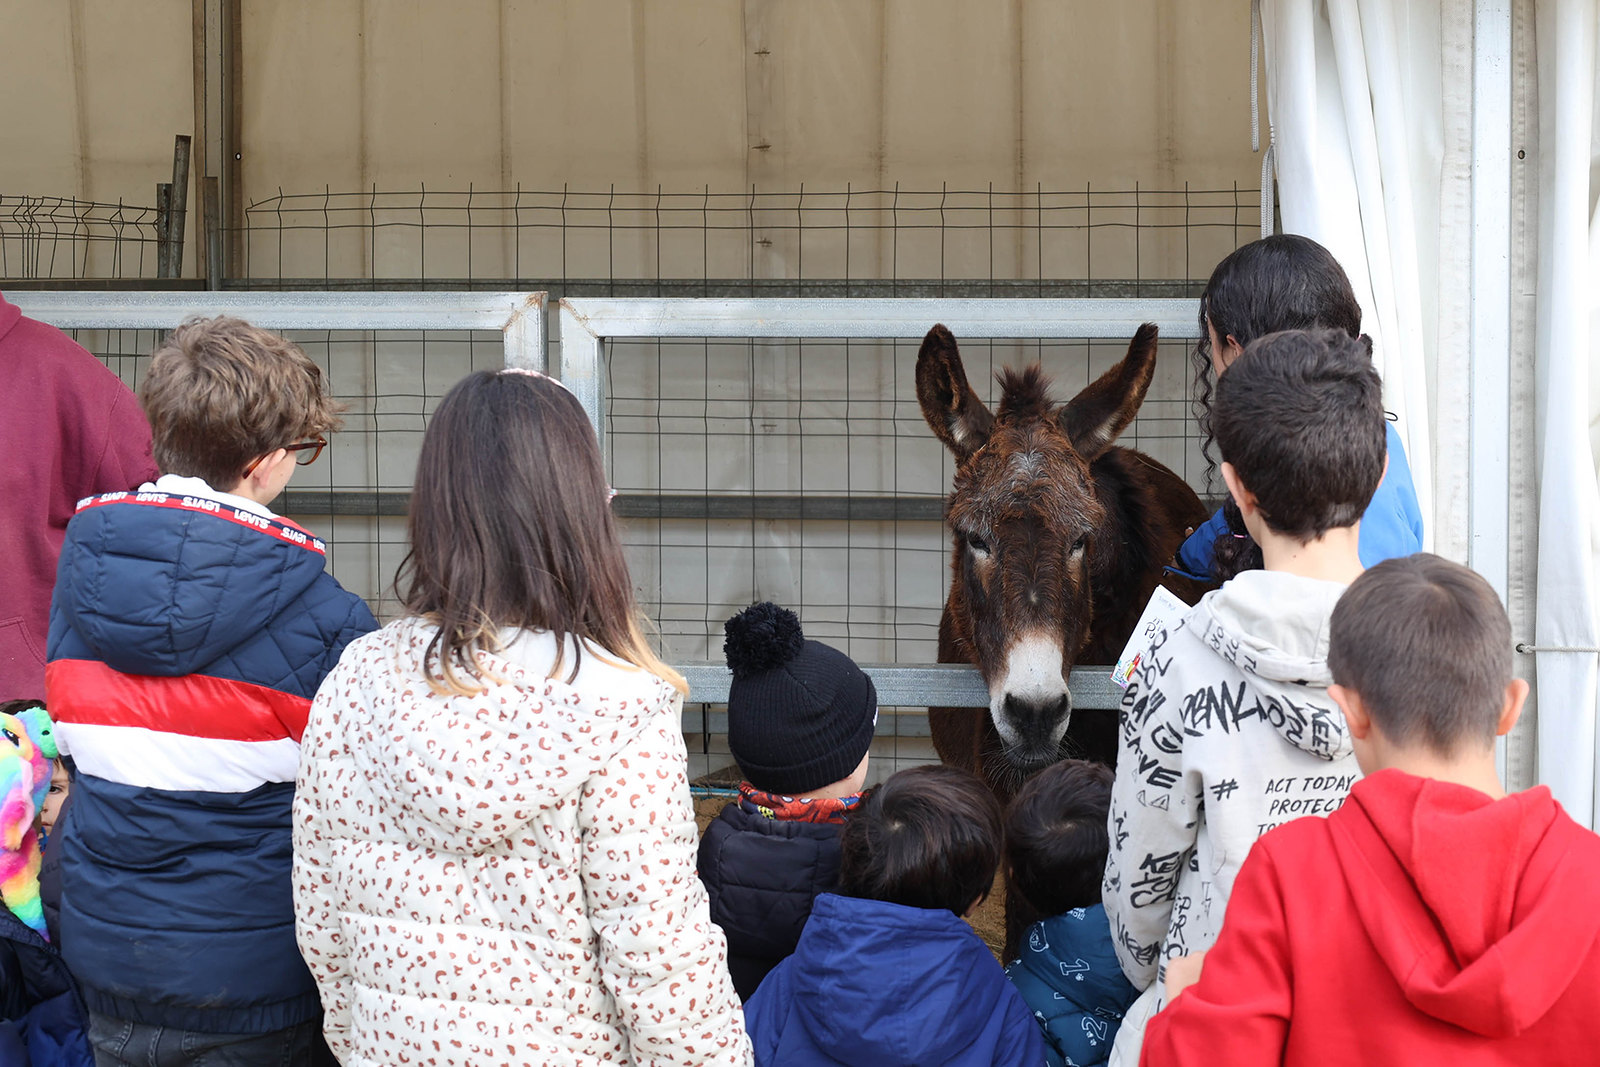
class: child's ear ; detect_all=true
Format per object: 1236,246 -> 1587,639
1328,683 -> 1372,741
1497,678 -> 1530,738
962,892 -> 989,920
1219,461 -> 1258,520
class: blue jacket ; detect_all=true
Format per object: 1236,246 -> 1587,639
1174,421 -> 1424,580
44,483 -> 377,1033
1005,906 -> 1138,1067
744,893 -> 1046,1067
0,906 -> 93,1067
697,797 -> 846,1000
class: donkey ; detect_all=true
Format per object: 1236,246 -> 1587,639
917,323 -> 1211,802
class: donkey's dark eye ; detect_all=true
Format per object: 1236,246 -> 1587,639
968,536 -> 991,556
1,730 -> 17,747
1070,535 -> 1088,555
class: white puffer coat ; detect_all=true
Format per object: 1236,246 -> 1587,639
292,618 -> 751,1067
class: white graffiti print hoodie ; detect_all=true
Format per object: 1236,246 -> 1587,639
1102,569 -> 1361,999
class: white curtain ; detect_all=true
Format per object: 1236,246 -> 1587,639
1261,0 -> 1600,822
1532,0 -> 1600,826
1257,0 -> 1441,553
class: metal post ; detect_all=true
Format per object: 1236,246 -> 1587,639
223,0 -> 243,277
169,135 -> 192,278
202,177 -> 222,290
502,292 -> 548,372
191,0 -> 207,283
155,183 -> 173,278
557,299 -> 606,458
1471,0 -> 1512,777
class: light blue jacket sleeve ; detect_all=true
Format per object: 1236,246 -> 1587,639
1171,422 -> 1424,581
1357,421 -> 1425,566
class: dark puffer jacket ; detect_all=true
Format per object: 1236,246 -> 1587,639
744,893 -> 1045,1066
1005,905 -> 1139,1067
46,484 -> 376,1033
0,903 -> 93,1067
697,798 -> 846,999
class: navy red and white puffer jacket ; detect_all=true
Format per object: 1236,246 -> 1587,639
44,475 -> 377,1034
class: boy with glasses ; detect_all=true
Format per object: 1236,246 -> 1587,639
44,316 -> 377,1065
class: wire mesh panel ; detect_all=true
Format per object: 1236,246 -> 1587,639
68,326 -> 506,620
1,196 -> 163,281
610,333 -> 1206,662
599,328 -> 1208,787
238,185 -> 1259,295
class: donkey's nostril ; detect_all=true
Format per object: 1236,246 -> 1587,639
1002,692 -> 1071,734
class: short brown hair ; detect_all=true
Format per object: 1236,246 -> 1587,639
1213,328 -> 1386,543
139,316 -> 343,488
1329,554 -> 1512,755
1005,759 -> 1113,915
837,764 -> 1002,916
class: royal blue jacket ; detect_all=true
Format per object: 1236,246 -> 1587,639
0,906 -> 93,1067
44,482 -> 377,1033
1174,422 -> 1425,580
1005,905 -> 1139,1067
744,893 -> 1046,1067
697,797 -> 846,1000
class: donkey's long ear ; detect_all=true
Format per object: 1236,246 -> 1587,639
1059,322 -> 1159,462
917,324 -> 996,463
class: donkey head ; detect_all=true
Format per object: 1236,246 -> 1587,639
917,323 -> 1160,769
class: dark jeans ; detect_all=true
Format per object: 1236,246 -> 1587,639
86,1013 -> 336,1067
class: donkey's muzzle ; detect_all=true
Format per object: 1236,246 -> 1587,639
1000,691 -> 1072,767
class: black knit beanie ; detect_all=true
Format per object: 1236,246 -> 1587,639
723,602 -> 878,796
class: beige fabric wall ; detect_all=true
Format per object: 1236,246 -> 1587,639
3,0 -> 1263,280
247,0 -> 1255,190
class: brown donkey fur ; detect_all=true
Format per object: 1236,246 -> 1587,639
917,322 -> 1210,952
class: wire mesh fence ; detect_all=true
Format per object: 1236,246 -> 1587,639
39,181 -> 1251,788
237,184 -> 1260,295
69,326 -> 506,621
0,195 -> 164,281
608,333 -> 1205,668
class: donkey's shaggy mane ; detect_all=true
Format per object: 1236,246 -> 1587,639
995,365 -> 1056,423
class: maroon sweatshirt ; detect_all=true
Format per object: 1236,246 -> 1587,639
0,292 -> 157,697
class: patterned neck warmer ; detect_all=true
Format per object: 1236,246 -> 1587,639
738,781 -> 863,825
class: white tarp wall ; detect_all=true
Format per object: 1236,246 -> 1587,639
1530,0 -> 1600,826
1261,0 -> 1600,819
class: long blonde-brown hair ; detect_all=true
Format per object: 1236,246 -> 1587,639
397,369 -> 685,697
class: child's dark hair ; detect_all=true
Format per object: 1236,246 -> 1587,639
1194,235 -> 1370,580
1005,759 -> 1113,916
1213,329 -> 1385,545
1329,554 -> 1512,755
837,764 -> 1002,916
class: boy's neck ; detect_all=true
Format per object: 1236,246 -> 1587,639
1363,747 -> 1507,801
1253,522 -> 1364,585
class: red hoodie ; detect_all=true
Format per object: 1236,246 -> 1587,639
1143,768 -> 1600,1066
0,292 -> 157,698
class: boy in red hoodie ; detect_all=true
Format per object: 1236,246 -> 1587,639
1143,553 -> 1600,1066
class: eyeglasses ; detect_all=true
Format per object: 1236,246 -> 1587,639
284,436 -> 328,465
243,436 -> 327,477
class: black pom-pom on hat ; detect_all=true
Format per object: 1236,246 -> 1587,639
722,601 -> 878,796
723,602 -> 806,678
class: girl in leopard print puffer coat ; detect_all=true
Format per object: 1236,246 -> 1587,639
292,369 -> 750,1067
